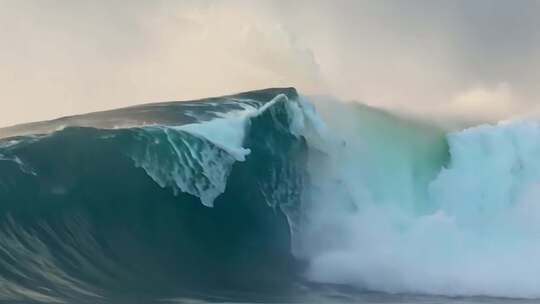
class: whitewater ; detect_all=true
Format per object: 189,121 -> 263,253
1,88 -> 540,303
300,97 -> 540,298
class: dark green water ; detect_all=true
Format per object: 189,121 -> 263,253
0,88 -> 307,303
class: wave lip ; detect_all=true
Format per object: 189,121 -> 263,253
129,93 -> 304,208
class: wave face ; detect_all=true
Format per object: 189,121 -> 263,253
0,88 -> 314,303
3,88 -> 540,302
299,97 -> 540,299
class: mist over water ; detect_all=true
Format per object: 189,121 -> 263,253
298,96 -> 540,298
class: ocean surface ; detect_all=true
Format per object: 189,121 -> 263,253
1,88 -> 539,303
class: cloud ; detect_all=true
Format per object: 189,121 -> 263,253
1,0 -> 540,126
0,0 -> 323,127
438,83 -> 524,123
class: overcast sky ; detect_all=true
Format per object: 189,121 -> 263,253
1,0 -> 540,126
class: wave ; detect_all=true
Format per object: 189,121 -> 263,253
3,88 -> 540,302
0,88 -> 313,303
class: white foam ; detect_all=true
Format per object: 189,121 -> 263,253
176,115 -> 251,161
134,93 -> 314,208
131,125 -> 237,207
300,98 -> 540,298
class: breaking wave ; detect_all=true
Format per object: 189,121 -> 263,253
2,88 -> 540,302
0,88 -> 313,303
299,97 -> 540,299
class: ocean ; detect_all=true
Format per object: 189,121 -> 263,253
0,88 -> 538,303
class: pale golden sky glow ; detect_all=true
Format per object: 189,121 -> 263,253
1,0 -> 540,127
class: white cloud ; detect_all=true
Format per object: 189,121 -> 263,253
1,0 -> 540,126
0,1 -> 324,127
445,83 -> 522,122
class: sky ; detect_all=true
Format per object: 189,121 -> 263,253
1,0 -> 540,127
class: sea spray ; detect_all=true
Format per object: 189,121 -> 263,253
300,97 -> 540,298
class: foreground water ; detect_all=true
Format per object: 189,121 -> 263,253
164,289 -> 540,304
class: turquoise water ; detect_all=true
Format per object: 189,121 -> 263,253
1,88 -> 540,303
